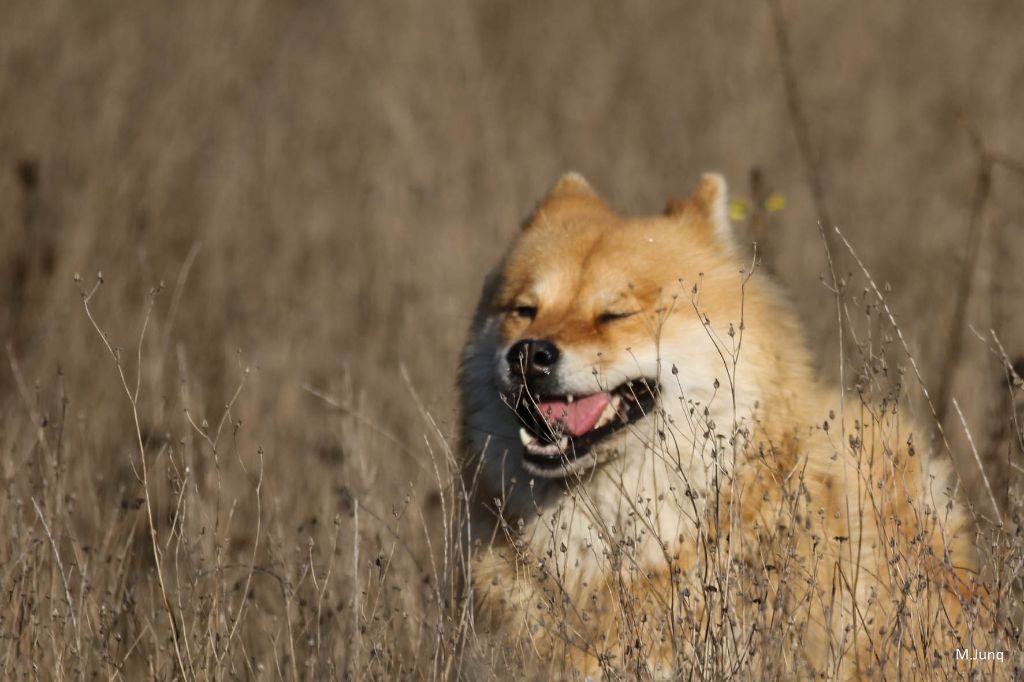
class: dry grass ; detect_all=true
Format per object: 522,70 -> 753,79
1,1 -> 1023,679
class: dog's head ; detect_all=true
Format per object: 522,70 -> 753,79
463,172 -> 762,480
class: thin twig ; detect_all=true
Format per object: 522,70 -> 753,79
951,398 -> 1002,525
968,326 -> 1024,476
79,277 -> 192,678
160,241 -> 201,364
31,497 -> 81,654
352,498 -> 361,679
934,123 -> 993,430
833,227 -> 1001,526
6,343 -> 55,462
216,447 -> 263,664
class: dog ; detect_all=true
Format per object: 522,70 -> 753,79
459,172 -> 983,679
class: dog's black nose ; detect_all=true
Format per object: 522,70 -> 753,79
507,339 -> 560,378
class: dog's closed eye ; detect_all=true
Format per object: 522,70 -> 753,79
511,305 -> 538,319
597,310 -> 639,324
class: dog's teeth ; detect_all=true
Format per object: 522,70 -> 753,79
609,395 -> 622,418
520,427 -> 569,457
567,395 -> 574,404
594,399 -> 619,429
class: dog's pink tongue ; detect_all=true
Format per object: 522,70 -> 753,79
538,392 -> 611,436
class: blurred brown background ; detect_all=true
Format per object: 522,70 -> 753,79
3,0 -> 1024,538
1,1 -> 1023,674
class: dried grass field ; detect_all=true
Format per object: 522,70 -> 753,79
1,1 -> 1023,679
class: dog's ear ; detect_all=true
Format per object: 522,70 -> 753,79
545,172 -> 601,202
524,172 -> 610,229
664,173 -> 734,247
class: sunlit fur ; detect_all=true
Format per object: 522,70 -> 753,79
459,173 -> 982,679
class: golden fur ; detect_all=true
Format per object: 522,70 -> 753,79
459,173 -> 984,679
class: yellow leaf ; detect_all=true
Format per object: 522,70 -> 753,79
728,199 -> 749,221
765,192 -> 786,213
